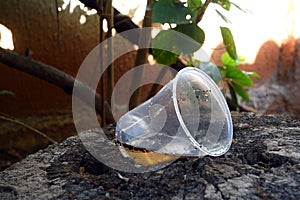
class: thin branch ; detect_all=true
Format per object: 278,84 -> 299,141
54,0 -> 60,46
97,0 -> 115,126
0,114 -> 57,144
104,0 -> 114,108
130,0 -> 154,109
79,0 -> 140,45
196,0 -> 212,23
0,47 -> 114,122
98,0 -> 107,125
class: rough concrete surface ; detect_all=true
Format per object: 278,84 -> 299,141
0,112 -> 299,199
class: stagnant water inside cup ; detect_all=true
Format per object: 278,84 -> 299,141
116,67 -> 232,157
115,84 -> 201,156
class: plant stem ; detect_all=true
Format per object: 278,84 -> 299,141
104,0 -> 114,107
54,0 -> 60,46
130,0 -> 153,109
98,0 -> 114,126
196,0 -> 212,23
98,0 -> 108,125
0,114 -> 57,144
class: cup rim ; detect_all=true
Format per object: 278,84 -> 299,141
171,67 -> 233,156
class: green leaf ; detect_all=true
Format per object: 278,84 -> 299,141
231,82 -> 250,101
152,26 -> 204,65
198,62 -> 223,84
221,52 -> 239,67
231,2 -> 247,13
152,0 -> 194,24
188,0 -> 203,9
244,71 -> 260,78
188,0 -> 203,15
228,83 -> 238,108
174,23 -> 205,53
215,9 -> 231,24
152,30 -> 180,55
152,49 -> 178,66
226,65 -> 253,87
212,0 -> 231,11
221,53 -> 246,68
220,27 -> 238,61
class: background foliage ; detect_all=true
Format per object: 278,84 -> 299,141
149,0 -> 258,108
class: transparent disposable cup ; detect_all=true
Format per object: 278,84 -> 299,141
116,67 -> 233,157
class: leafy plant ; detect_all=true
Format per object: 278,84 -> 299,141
219,53 -> 259,108
148,0 -> 259,109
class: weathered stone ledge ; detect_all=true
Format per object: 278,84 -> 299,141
0,112 -> 299,199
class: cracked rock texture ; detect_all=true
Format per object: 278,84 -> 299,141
0,112 -> 299,199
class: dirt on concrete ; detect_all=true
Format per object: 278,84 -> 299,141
0,112 -> 299,199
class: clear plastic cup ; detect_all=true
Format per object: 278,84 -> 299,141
116,67 -> 233,157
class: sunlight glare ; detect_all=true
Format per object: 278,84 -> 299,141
103,19 -> 108,32
0,24 -> 14,50
79,15 -> 86,24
